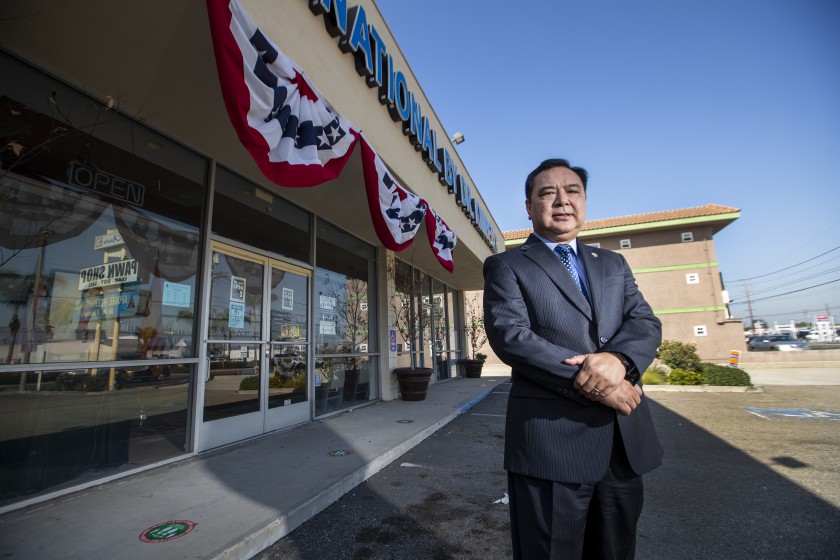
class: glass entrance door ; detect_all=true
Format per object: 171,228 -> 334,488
198,242 -> 310,450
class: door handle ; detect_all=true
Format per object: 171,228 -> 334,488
204,357 -> 211,382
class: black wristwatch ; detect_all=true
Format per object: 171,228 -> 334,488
613,352 -> 639,386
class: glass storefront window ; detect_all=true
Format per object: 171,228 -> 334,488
205,342 -> 261,421
0,53 -> 201,507
314,354 -> 373,416
0,56 -> 205,366
393,261 -> 463,380
447,289 -> 461,354
419,274 -> 433,371
0,363 -> 193,506
268,343 -> 307,409
205,251 -> 264,421
393,260 -> 419,369
268,266 -> 309,409
431,279 -> 452,380
207,251 -> 264,342
314,220 -> 376,414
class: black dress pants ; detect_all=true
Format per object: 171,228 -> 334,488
508,427 -> 644,560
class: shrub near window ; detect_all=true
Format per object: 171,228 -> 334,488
700,363 -> 752,386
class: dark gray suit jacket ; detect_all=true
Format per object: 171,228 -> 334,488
483,234 -> 663,483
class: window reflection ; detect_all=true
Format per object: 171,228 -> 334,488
0,53 -> 201,506
0,92 -> 203,365
393,261 -> 422,369
431,279 -> 450,380
0,365 -> 192,505
207,252 -> 263,342
314,355 -> 373,415
314,221 -> 376,414
268,343 -> 307,409
393,262 -> 463,380
269,268 -> 308,342
204,343 -> 261,421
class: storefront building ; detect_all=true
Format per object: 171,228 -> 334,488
0,0 -> 501,510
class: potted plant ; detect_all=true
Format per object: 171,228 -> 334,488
460,352 -> 486,378
458,293 -> 488,378
391,259 -> 432,400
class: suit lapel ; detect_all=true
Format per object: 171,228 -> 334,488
577,242 -> 604,323
520,235 -> 592,320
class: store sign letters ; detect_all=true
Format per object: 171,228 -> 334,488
68,161 -> 145,206
309,0 -> 498,252
79,259 -> 139,290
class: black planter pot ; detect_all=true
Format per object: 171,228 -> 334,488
393,367 -> 433,401
460,359 -> 485,378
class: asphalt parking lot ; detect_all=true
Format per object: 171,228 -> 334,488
641,385 -> 840,559
255,379 -> 840,560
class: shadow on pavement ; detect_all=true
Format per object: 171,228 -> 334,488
200,384 -> 840,559
640,398 -> 840,559
250,387 -> 512,560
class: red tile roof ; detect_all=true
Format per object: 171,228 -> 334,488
503,203 -> 740,241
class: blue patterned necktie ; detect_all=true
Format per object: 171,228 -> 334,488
554,244 -> 589,301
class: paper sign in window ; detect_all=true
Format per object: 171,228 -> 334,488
229,301 -> 245,328
282,287 -> 294,310
163,282 -> 191,307
230,276 -> 246,302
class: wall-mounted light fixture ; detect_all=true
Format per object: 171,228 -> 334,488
451,132 -> 465,144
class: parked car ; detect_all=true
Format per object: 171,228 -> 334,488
748,334 -> 808,351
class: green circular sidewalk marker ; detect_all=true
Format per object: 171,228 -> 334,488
139,520 -> 196,543
327,449 -> 353,457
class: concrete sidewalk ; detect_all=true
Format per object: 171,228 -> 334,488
0,376 -> 508,560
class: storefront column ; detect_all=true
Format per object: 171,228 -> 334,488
377,249 -> 399,401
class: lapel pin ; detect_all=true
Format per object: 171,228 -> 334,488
591,252 -> 598,257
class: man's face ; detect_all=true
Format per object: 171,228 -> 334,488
526,166 -> 587,242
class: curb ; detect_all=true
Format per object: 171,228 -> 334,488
644,384 -> 764,393
457,383 -> 502,413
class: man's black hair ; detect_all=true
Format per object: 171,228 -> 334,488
524,158 -> 589,199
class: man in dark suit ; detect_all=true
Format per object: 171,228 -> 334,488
483,158 -> 663,559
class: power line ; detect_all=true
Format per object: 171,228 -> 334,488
740,253 -> 840,287
740,278 -> 840,304
743,266 -> 840,297
734,244 -> 840,282
730,278 -> 835,303
744,307 -> 838,320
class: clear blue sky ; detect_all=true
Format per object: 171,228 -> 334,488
375,0 -> 840,327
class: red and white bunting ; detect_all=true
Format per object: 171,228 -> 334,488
207,0 -> 457,271
206,0 -> 357,187
424,207 -> 456,273
360,136 -> 425,251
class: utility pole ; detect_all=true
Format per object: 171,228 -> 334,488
744,281 -> 755,333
